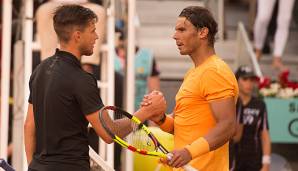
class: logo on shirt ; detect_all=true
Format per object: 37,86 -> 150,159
243,108 -> 260,125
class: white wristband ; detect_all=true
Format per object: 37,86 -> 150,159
262,155 -> 271,164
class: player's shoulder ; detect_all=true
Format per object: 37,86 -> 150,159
74,68 -> 96,80
31,55 -> 55,76
201,56 -> 235,78
75,70 -> 98,86
202,55 -> 232,71
212,55 -> 234,72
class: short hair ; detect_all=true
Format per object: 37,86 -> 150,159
179,6 -> 218,46
53,4 -> 98,42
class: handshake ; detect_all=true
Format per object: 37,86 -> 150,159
138,90 -> 167,124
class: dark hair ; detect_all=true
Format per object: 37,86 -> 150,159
53,4 -> 98,42
179,6 -> 218,46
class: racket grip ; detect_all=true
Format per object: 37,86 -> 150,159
166,154 -> 198,171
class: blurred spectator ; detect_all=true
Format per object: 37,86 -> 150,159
114,44 -> 160,170
254,0 -> 295,71
35,0 -> 106,74
260,1 -> 279,55
230,66 -> 271,171
115,45 -> 160,111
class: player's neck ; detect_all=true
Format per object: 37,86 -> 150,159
191,46 -> 215,67
60,43 -> 82,61
239,93 -> 252,106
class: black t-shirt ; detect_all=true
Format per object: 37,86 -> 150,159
232,97 -> 269,170
237,97 -> 269,156
28,49 -> 104,171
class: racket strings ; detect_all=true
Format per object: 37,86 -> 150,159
109,110 -> 155,151
130,129 -> 156,152
100,108 -> 158,152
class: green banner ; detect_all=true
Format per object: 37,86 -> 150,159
265,98 -> 298,143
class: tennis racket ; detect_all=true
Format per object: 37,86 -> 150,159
0,159 -> 15,171
99,106 -> 197,171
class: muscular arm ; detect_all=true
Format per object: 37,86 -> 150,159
85,110 -> 114,144
86,94 -> 166,143
166,98 -> 236,168
24,103 -> 36,164
204,97 -> 236,151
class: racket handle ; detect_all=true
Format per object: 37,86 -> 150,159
166,154 -> 198,171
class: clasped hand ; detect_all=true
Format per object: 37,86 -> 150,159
139,90 -> 167,123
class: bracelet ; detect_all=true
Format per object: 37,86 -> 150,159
262,155 -> 271,164
156,113 -> 166,125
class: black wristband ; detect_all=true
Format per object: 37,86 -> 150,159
157,114 -> 167,125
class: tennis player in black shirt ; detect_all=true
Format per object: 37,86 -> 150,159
24,5 -> 166,171
230,66 -> 271,171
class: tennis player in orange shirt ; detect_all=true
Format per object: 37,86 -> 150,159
142,6 -> 239,171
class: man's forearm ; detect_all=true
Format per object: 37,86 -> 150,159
262,130 -> 271,155
204,119 -> 235,151
185,119 -> 235,159
204,97 -> 236,151
24,125 -> 36,164
261,130 -> 271,166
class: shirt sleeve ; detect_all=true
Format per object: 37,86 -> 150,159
200,69 -> 237,102
261,101 -> 269,130
75,74 -> 104,115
